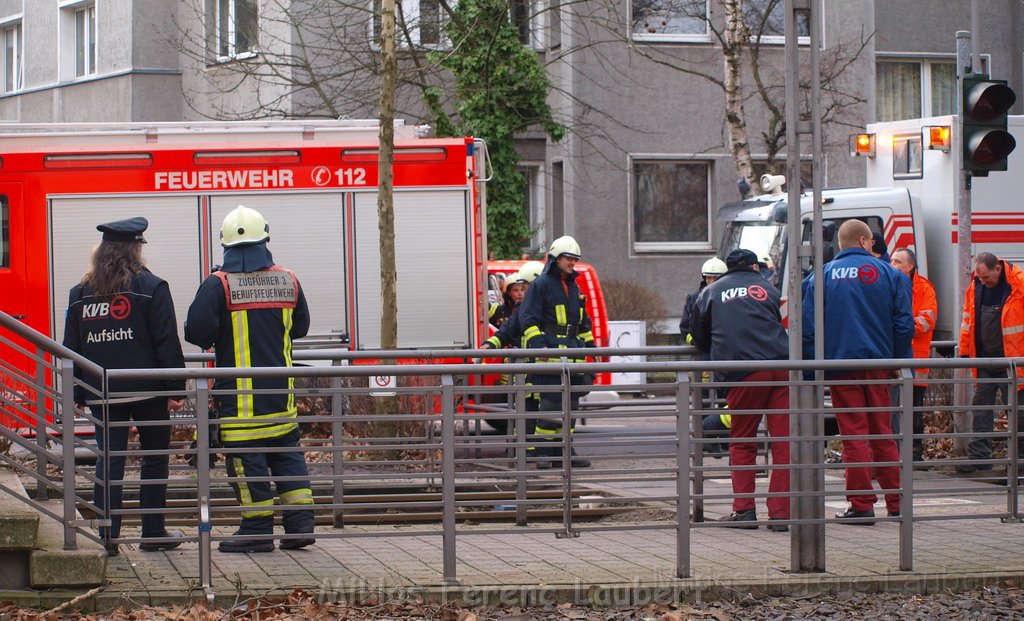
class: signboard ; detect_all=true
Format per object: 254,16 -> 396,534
608,320 -> 646,387
370,375 -> 397,397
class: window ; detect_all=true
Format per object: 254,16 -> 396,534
518,164 -> 545,253
75,4 -> 96,77
632,159 -> 710,250
549,0 -> 561,48
631,0 -> 707,41
743,0 -> 809,44
876,59 -> 969,122
373,0 -> 445,47
0,196 -> 8,268
892,134 -> 923,180
2,23 -> 21,93
512,0 -> 544,48
216,0 -> 258,59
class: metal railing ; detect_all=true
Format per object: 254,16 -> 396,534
1,311 -> 1022,601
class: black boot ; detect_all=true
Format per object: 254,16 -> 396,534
219,516 -> 274,553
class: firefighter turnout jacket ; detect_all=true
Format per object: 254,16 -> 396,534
958,258 -> 1024,379
689,267 -> 788,383
64,270 -> 185,404
519,256 -> 595,359
185,266 -> 311,442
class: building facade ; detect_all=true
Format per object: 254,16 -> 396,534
0,0 -> 1022,322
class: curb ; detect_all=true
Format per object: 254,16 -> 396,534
8,571 -> 1024,611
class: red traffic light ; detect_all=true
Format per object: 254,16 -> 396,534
967,130 -> 1017,166
965,81 -> 1017,121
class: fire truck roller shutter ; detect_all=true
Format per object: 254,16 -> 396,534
352,190 -> 473,349
209,193 -> 348,343
49,195 -> 204,354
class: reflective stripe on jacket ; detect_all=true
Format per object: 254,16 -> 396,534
958,258 -> 1024,379
910,272 -> 938,382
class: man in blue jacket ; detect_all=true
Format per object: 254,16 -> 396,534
802,219 -> 913,525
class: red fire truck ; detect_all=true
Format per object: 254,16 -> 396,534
0,120 -> 491,426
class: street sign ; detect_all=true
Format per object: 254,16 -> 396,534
370,375 -> 397,397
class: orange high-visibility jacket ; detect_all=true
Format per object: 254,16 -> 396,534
959,259 -> 1024,379
910,272 -> 938,383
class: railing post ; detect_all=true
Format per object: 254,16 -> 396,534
1008,362 -> 1020,522
899,367 -> 914,571
676,371 -> 691,579
35,346 -> 48,501
60,362 -> 77,550
440,374 -> 459,585
331,362 -> 345,529
559,364 -> 574,539
690,370 -> 704,523
196,380 -> 214,598
514,372 -> 528,527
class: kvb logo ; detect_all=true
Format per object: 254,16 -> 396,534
81,295 -> 132,321
109,295 -> 131,319
721,285 -> 769,303
858,264 -> 880,285
748,284 -> 769,302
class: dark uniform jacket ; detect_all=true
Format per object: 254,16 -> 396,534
184,265 -> 310,443
690,267 -> 788,383
63,270 -> 185,404
519,256 -> 595,361
487,304 -> 525,349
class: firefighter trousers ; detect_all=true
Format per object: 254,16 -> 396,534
223,429 -> 314,535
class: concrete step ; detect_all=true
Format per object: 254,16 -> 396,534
30,500 -> 106,588
0,470 -> 41,550
0,469 -> 106,589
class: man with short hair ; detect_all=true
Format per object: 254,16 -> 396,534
691,248 -> 790,531
890,247 -> 937,462
957,252 -> 1024,473
802,219 -> 913,525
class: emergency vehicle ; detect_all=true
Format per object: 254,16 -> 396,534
0,120 -> 491,427
716,115 -> 1024,343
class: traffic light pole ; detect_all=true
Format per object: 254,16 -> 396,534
785,0 -> 825,573
954,30 -> 972,457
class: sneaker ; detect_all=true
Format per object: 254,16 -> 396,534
767,518 -> 789,532
887,509 -> 900,517
719,510 -> 758,529
570,457 -> 591,468
139,529 -> 185,552
279,536 -> 316,550
834,506 -> 875,525
218,538 -> 275,553
104,544 -> 119,558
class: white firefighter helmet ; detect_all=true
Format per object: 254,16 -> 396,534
549,235 -> 582,259
514,261 -> 545,284
220,205 -> 270,247
701,257 -> 727,277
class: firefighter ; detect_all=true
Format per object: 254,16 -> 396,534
679,257 -> 727,344
483,261 -> 545,350
518,236 -> 594,469
488,273 -> 515,328
184,205 -> 315,553
63,217 -> 185,557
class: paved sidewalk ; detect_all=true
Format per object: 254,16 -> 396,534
80,515 -> 1024,608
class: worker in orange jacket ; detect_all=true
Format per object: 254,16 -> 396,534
890,248 -> 937,461
957,252 -> 1024,474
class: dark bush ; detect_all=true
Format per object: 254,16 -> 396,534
601,279 -> 668,333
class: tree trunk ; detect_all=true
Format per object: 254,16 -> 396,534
723,0 -> 756,196
376,0 -> 400,443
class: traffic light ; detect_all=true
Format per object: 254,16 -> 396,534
962,73 -> 1017,176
